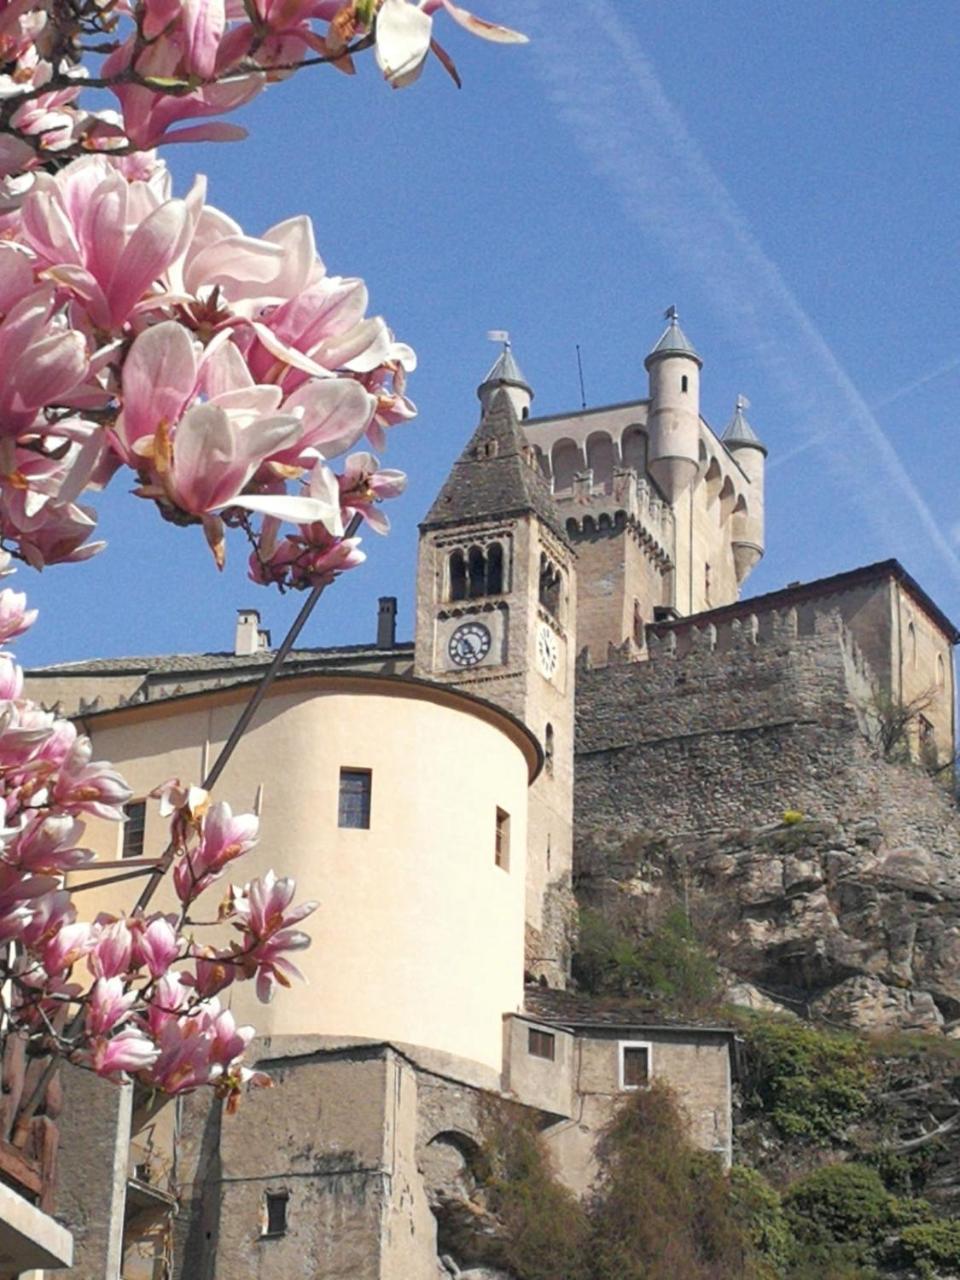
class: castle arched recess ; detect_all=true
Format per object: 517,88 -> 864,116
718,476 -> 736,523
586,431 -> 615,493
621,425 -> 647,473
551,438 -> 581,493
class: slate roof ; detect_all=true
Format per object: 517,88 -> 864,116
421,390 -> 570,546
644,312 -> 702,368
29,643 -> 415,679
722,396 -> 766,453
522,987 -> 736,1035
480,343 -> 532,394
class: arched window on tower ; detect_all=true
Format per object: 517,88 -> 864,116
486,542 -> 504,595
449,550 -> 467,602
907,620 -> 918,670
681,375 -> 689,393
544,723 -> 554,775
468,546 -> 487,599
539,554 -> 562,618
937,653 -> 946,689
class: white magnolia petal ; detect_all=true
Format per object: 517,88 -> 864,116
229,492 -> 344,534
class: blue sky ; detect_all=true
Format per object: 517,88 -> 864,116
18,1 -> 960,665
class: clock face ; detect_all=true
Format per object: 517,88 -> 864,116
537,623 -> 559,679
448,621 -> 492,668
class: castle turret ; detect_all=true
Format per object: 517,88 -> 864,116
644,306 -> 703,504
722,394 -> 767,583
478,336 -> 533,421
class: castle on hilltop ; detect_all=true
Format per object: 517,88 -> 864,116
19,315 -> 958,1280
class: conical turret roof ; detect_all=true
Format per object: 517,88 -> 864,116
479,342 -> 532,397
644,307 -> 702,368
722,395 -> 767,454
422,390 -> 568,544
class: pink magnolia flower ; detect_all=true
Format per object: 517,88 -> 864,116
9,812 -> 94,873
83,1027 -> 161,1079
207,1006 -> 254,1067
51,733 -> 132,820
88,918 -> 134,979
372,0 -> 526,89
40,920 -> 93,976
101,36 -> 259,151
131,914 -> 182,979
337,451 -> 406,534
0,654 -> 22,699
173,800 -> 258,904
141,1010 -> 220,1093
18,155 -> 199,330
0,285 -> 89,435
0,587 -> 37,642
143,971 -> 192,1040
190,949 -> 236,999
232,869 -> 316,1002
85,975 -> 137,1035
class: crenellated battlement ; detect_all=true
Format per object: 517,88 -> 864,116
556,467 -> 675,566
576,603 -> 875,689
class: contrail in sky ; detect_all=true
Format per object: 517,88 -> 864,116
524,1 -> 960,588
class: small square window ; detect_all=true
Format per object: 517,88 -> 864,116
338,769 -> 372,829
528,1028 -> 555,1061
262,1191 -> 288,1238
495,808 -> 510,871
121,800 -> 146,859
620,1042 -> 651,1090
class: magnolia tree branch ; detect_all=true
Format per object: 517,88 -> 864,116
0,0 -> 527,1128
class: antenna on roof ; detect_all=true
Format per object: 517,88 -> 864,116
576,343 -> 587,409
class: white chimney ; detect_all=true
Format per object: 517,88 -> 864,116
235,608 -> 262,657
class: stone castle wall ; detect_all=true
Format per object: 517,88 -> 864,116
575,608 -> 960,853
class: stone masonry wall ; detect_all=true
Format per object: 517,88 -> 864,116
575,609 -> 959,851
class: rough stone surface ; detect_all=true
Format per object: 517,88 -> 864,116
576,615 -> 960,1031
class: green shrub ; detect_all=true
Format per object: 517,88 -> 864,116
589,1082 -> 766,1279
729,1164 -> 796,1273
784,1163 -> 892,1268
572,906 -> 718,1008
899,1218 -> 960,1276
741,1017 -> 873,1142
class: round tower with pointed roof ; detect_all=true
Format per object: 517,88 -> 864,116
478,337 -> 534,420
645,307 -> 702,504
723,394 -> 767,582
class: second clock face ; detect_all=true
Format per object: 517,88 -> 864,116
448,621 -> 492,668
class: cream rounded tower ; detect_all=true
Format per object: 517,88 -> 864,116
722,394 -> 767,583
71,673 -> 540,1079
644,308 -> 703,503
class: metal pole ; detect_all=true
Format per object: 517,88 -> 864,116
131,511 -> 362,915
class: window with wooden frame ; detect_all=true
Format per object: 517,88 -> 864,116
619,1041 -> 652,1090
528,1028 -> 555,1061
338,769 -> 372,829
121,800 -> 146,859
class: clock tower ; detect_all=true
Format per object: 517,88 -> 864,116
415,370 -> 577,985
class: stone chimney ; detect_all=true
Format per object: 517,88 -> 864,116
235,608 -> 269,657
377,597 -> 397,648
